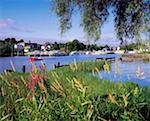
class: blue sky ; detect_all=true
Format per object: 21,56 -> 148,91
0,0 -> 119,45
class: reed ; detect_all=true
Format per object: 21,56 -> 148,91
0,61 -> 149,120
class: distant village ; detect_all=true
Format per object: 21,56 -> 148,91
0,38 -> 150,57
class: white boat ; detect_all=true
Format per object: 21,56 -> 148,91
70,51 -> 81,56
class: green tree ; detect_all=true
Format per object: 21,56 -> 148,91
52,0 -> 149,43
53,42 -> 60,50
0,38 -> 18,56
72,39 -> 80,51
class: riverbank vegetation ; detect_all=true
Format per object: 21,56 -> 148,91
0,61 -> 150,120
120,42 -> 150,51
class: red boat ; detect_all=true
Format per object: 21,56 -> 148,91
29,57 -> 43,62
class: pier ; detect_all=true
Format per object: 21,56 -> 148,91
96,57 -> 116,61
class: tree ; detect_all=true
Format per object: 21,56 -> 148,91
53,42 -> 60,50
52,0 -> 149,43
18,39 -> 24,43
72,39 -> 80,51
0,39 -> 12,56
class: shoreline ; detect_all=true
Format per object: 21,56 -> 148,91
120,53 -> 150,62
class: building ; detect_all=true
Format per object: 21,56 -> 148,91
14,40 -> 25,55
16,40 -> 25,50
24,42 -> 42,52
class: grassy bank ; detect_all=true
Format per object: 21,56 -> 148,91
0,61 -> 150,120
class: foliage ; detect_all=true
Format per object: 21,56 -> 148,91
53,42 -> 60,50
0,38 -> 17,57
44,39 -> 104,52
141,51 -> 150,54
52,0 -> 149,42
120,42 -> 148,50
66,39 -> 88,52
0,61 -> 150,120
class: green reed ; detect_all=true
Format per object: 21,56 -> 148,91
0,61 -> 149,120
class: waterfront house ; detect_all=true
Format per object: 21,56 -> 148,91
45,42 -> 52,50
16,40 -> 25,50
41,45 -> 46,51
102,48 -> 109,52
24,42 -> 42,52
14,40 -> 25,55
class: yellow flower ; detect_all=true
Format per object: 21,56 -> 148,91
133,87 -> 139,96
95,67 -> 102,79
123,94 -> 128,107
109,94 -> 116,104
103,62 -> 110,73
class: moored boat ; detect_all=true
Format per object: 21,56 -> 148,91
29,57 -> 43,62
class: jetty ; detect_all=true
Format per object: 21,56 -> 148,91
53,62 -> 69,69
96,57 -> 116,61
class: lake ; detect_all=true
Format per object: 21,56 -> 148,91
0,54 -> 150,86
100,61 -> 150,87
0,54 -> 118,72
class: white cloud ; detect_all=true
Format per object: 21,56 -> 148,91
0,18 -> 14,28
0,18 -> 33,32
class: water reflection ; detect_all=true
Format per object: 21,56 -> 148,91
100,61 -> 150,86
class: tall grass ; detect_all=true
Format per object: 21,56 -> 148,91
0,61 -> 150,120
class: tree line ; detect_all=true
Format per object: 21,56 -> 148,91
45,39 -> 109,52
1,37 -> 148,57
0,38 -> 109,56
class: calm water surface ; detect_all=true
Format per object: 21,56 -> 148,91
0,54 -> 118,72
100,61 -> 150,86
0,54 -> 149,86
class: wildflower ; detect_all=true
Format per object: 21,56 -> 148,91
136,65 -> 144,79
0,74 -> 4,80
27,72 -> 45,100
133,87 -> 139,96
103,62 -> 110,73
74,78 -> 84,92
28,73 -> 42,92
95,67 -> 102,79
66,102 -> 75,110
109,94 -> 116,104
21,76 -> 27,86
69,64 -> 75,71
123,94 -> 128,107
11,80 -> 19,88
1,87 -> 4,96
38,80 -> 47,94
51,79 -> 65,96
